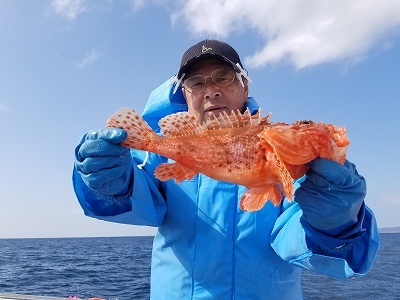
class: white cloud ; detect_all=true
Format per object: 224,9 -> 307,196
0,102 -> 10,113
49,0 -> 400,68
130,0 -> 147,12
76,49 -> 103,70
170,0 -> 400,69
51,0 -> 87,20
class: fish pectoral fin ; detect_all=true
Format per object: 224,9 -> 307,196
154,163 -> 198,183
240,185 -> 282,211
106,107 -> 158,151
259,139 -> 294,201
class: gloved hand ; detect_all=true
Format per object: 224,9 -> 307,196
294,158 -> 366,237
75,128 -> 132,196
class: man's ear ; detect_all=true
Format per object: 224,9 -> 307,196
182,87 -> 188,101
243,78 -> 249,98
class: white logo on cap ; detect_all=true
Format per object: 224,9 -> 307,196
202,45 -> 212,53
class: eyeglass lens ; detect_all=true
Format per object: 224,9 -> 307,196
184,68 -> 235,94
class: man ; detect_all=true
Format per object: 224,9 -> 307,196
73,39 -> 380,299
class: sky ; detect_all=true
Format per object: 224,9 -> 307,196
0,0 -> 399,238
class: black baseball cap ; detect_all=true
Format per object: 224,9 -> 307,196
177,39 -> 244,79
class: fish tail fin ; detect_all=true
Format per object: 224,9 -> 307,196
106,107 -> 158,151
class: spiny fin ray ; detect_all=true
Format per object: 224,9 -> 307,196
203,108 -> 268,130
158,109 -> 270,136
159,112 -> 203,136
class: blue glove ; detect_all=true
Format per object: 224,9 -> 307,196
75,128 -> 132,196
295,158 -> 366,242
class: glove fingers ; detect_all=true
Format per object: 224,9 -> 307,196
74,128 -> 133,195
75,155 -> 129,174
307,158 -> 357,186
78,139 -> 129,160
80,166 -> 126,190
85,128 -> 127,144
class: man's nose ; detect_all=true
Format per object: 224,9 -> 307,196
204,77 -> 221,98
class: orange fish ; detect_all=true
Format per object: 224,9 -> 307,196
106,108 -> 350,211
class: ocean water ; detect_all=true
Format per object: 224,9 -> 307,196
0,234 -> 398,300
301,233 -> 399,300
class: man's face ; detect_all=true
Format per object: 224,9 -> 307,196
182,59 -> 249,123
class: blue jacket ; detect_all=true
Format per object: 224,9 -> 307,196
73,79 -> 380,299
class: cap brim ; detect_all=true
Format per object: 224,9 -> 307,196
178,53 -> 239,78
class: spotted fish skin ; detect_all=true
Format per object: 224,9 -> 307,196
106,107 -> 349,211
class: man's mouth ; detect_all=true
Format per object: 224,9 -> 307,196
205,106 -> 227,113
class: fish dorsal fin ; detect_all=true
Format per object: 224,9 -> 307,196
249,109 -> 272,126
252,108 -> 271,125
159,112 -> 203,136
204,109 -> 251,130
204,108 -> 267,130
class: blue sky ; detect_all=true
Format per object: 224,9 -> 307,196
0,0 -> 399,238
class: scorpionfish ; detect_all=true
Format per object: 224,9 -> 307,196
106,108 -> 350,211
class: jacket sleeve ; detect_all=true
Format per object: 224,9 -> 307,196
73,150 -> 167,227
270,182 -> 380,279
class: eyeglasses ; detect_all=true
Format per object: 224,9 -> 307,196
183,67 -> 236,94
